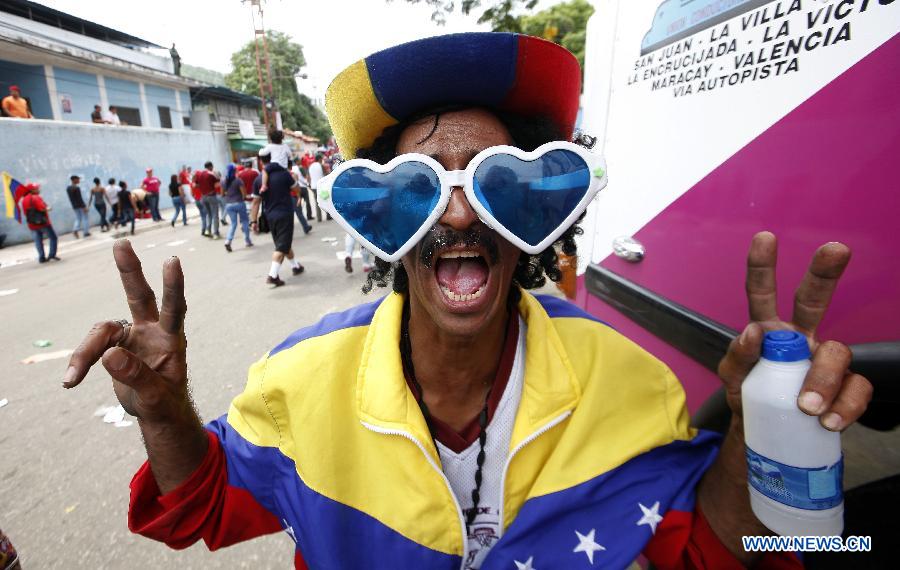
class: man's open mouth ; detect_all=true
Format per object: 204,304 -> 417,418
435,250 -> 490,302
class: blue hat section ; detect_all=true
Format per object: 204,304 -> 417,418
365,32 -> 519,121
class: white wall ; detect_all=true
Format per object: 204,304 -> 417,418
1,119 -> 229,244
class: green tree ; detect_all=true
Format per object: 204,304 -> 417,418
389,0 -> 537,29
516,0 -> 594,69
225,31 -> 331,141
393,0 -> 594,69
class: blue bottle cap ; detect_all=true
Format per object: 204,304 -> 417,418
761,330 -> 811,362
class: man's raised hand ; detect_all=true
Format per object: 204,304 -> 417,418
64,240 -> 208,492
718,232 -> 873,430
62,240 -> 191,425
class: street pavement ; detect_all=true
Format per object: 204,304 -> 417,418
0,209 -> 425,568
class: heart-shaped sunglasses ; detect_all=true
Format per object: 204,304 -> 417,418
317,141 -> 608,262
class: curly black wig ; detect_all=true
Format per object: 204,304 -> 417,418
358,106 -> 583,295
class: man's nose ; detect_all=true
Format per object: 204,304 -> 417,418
439,187 -> 479,231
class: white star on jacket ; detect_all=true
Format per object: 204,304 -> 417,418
514,555 -> 537,570
282,518 -> 297,543
573,529 -> 606,564
637,501 -> 664,534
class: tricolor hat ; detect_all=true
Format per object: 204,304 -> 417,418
325,32 -> 581,159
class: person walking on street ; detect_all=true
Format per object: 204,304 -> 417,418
193,162 -> 220,238
343,234 -> 373,273
215,173 -> 229,227
141,168 -> 163,222
117,181 -> 136,235
289,162 -> 312,234
182,166 -> 203,235
169,174 -> 187,227
291,161 -> 314,221
222,164 -> 252,252
20,183 -> 59,262
178,166 -> 192,198
250,149 -> 303,286
191,171 -> 208,236
237,163 -> 258,204
104,177 -> 120,228
67,175 -> 90,238
1,85 -> 32,118
308,153 -> 327,221
88,177 -> 111,232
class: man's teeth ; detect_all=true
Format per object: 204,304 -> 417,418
440,285 -> 485,302
438,251 -> 481,259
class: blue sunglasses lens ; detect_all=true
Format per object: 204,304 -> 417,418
473,149 -> 591,247
331,162 -> 441,255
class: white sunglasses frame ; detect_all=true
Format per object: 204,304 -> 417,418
316,140 -> 608,262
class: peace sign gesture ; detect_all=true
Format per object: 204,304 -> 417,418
718,232 -> 873,431
63,240 -> 207,491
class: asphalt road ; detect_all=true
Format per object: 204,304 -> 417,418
0,211 -> 400,568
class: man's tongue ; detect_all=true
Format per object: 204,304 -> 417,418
436,257 -> 488,295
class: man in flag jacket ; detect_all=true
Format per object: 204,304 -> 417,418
64,33 -> 870,569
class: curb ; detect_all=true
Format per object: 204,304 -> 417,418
0,207 -> 203,269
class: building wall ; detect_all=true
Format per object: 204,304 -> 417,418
179,90 -> 190,113
1,56 -> 192,128
144,83 -> 176,128
0,119 -> 230,245
52,67 -> 100,123
104,76 -> 143,125
0,59 -> 51,118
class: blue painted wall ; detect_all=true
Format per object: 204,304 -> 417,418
52,67 -> 100,123
0,59 -> 52,119
104,76 -> 143,125
178,89 -> 191,128
143,83 -> 177,129
0,120 -> 230,245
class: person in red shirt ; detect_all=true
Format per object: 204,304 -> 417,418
237,164 -> 259,203
188,167 -> 208,236
192,161 -> 220,238
19,183 -> 60,263
140,168 -> 163,222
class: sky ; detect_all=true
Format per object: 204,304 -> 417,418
35,0 -> 563,104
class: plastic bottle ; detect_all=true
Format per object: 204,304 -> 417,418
742,330 -> 844,536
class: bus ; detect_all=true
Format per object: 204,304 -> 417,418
574,0 -> 898,551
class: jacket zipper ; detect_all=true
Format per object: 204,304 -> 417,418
360,421 -> 469,569
497,411 -> 572,539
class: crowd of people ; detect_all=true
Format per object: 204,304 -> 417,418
17,129 -> 372,283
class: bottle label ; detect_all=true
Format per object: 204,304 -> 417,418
745,446 -> 843,510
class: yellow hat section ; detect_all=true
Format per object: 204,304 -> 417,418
326,60 -> 398,159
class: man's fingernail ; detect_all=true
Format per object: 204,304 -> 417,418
738,325 -> 753,346
823,412 -> 843,431
799,391 -> 824,414
107,349 -> 128,371
62,366 -> 76,386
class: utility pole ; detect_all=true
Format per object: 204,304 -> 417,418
244,0 -> 275,133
